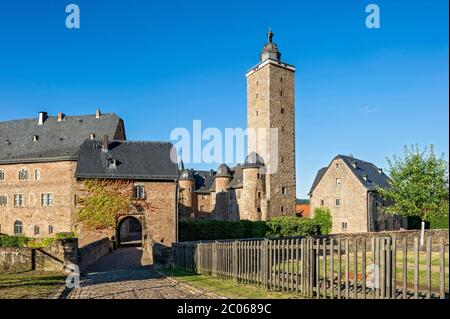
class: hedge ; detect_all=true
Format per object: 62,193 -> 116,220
0,235 -> 30,248
179,215 -> 330,242
0,232 -> 76,248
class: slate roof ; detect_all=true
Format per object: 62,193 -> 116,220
309,155 -> 391,195
193,170 -> 216,193
75,139 -> 178,181
0,113 -> 123,164
187,164 -> 244,194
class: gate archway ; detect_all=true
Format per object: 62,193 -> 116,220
117,216 -> 143,246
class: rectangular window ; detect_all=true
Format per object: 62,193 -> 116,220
48,225 -> 53,234
336,178 -> 341,185
14,194 -> 25,207
336,198 -> 341,206
282,187 -> 288,195
41,193 -> 53,207
0,170 -> 4,181
0,195 -> 7,206
341,222 -> 348,230
34,226 -> 40,235
19,169 -> 29,181
34,169 -> 41,181
134,186 -> 145,199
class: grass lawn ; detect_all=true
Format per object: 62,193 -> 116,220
162,268 -> 306,299
0,271 -> 66,299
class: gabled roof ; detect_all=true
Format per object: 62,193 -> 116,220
0,113 -> 123,164
75,140 -> 178,181
309,167 -> 327,195
309,155 -> 391,195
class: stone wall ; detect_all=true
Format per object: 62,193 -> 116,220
0,161 -> 78,238
141,181 -> 177,246
0,238 -> 76,272
320,229 -> 449,246
78,237 -> 111,271
0,237 -> 113,273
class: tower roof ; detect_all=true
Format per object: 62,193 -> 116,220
260,28 -> 282,62
216,163 -> 232,177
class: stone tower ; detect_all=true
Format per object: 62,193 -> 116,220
178,159 -> 195,219
246,29 -> 296,219
213,164 -> 232,220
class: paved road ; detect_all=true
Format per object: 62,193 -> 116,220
66,246 -> 210,299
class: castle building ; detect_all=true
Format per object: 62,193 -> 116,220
0,110 -> 178,247
178,30 -> 297,221
309,155 -> 407,233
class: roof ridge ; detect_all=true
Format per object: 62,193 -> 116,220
0,112 -> 119,124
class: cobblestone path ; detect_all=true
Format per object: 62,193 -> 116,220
66,246 -> 210,299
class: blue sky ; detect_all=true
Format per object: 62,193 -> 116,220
0,0 -> 448,198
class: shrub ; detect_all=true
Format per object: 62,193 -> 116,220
429,211 -> 449,229
266,217 -> 320,238
55,231 -> 77,240
0,235 -> 30,248
26,237 -> 55,248
313,207 -> 332,234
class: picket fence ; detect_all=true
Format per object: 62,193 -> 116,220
172,235 -> 449,299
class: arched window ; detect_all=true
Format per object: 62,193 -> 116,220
14,220 -> 23,235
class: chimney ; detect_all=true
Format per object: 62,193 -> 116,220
57,112 -> 65,122
96,109 -> 101,119
102,135 -> 109,152
38,112 -> 48,125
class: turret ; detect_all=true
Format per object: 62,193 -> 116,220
242,152 -> 265,221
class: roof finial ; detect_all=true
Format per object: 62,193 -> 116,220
179,148 -> 185,171
267,27 -> 273,43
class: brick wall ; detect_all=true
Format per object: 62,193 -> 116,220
0,161 -> 78,237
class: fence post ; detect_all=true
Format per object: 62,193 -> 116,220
262,239 -> 269,289
440,237 -> 445,299
233,241 -> 238,283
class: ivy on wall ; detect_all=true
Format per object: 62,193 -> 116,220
77,179 -> 157,231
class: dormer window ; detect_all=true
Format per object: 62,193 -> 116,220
90,133 -> 96,140
108,158 -> 117,169
32,135 -> 39,142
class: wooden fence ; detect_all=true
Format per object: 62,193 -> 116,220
172,235 -> 449,299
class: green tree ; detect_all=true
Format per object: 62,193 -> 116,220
313,207 -> 333,234
378,145 -> 449,244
